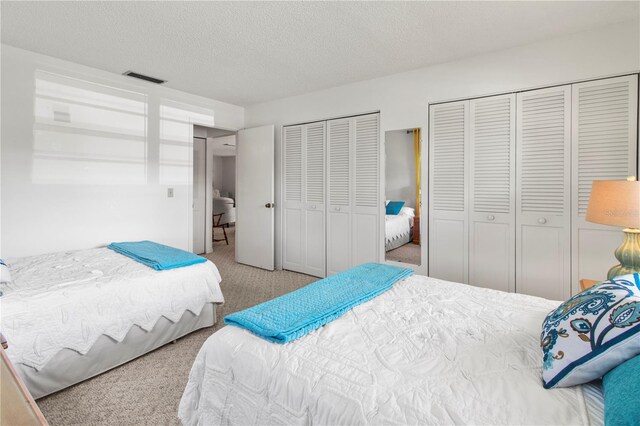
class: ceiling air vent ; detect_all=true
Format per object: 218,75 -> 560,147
122,71 -> 166,84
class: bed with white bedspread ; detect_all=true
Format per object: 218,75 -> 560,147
1,247 -> 224,398
385,213 -> 413,251
179,274 -> 603,425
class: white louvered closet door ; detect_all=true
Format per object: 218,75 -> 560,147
327,118 -> 352,275
304,122 -> 326,277
429,101 -> 469,283
282,125 -> 304,273
469,94 -> 515,292
351,113 -> 380,266
516,85 -> 572,300
571,75 -> 638,293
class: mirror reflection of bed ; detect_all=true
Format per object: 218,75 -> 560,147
384,128 -> 422,266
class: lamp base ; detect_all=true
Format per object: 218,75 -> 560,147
607,228 -> 640,280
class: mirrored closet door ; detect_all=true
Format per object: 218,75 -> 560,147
384,128 -> 422,266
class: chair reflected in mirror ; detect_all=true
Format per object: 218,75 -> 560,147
213,213 -> 229,245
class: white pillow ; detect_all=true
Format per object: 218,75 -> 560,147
0,259 -> 11,283
399,207 -> 415,217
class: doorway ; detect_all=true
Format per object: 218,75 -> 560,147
193,125 -> 237,255
192,124 -> 276,271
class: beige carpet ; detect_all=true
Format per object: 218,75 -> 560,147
37,227 -> 317,425
386,242 -> 422,265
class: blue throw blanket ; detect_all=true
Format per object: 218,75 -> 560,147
224,263 -> 414,344
107,241 -> 207,270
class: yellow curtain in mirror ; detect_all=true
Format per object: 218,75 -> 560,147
413,128 -> 421,217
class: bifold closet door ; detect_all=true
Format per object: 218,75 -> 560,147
282,122 -> 326,277
571,75 -> 638,293
516,85 -> 572,300
351,113 -> 380,266
327,118 -> 352,275
304,122 -> 326,277
327,113 -> 380,275
468,94 -> 516,292
429,100 -> 469,284
283,125 -> 304,273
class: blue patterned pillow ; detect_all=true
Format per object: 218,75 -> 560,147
541,273 -> 640,388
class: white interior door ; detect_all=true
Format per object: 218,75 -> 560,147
236,125 -> 275,270
192,137 -> 206,254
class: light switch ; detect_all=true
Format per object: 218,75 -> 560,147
167,188 -> 174,198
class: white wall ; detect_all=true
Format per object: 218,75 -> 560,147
209,134 -> 236,198
245,21 -> 640,270
1,45 -> 244,257
221,156 -> 236,199
211,156 -> 224,194
385,130 -> 416,209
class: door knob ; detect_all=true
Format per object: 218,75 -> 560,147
538,217 -> 547,224
335,207 -> 341,211
265,203 -> 274,208
487,215 -> 495,221
310,205 -> 316,210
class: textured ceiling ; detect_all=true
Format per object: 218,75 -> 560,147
1,1 -> 638,106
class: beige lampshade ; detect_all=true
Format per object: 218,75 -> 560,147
586,179 -> 640,229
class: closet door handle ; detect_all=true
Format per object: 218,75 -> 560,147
538,217 -> 547,224
265,203 -> 274,208
335,207 -> 341,212
486,215 -> 495,221
310,205 -> 316,210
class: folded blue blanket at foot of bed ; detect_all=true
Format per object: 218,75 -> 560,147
107,241 -> 206,270
224,263 -> 414,344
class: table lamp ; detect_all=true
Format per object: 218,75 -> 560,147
586,177 -> 640,279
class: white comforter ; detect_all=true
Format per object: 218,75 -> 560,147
1,247 -> 224,371
385,214 -> 412,251
179,275 -> 598,425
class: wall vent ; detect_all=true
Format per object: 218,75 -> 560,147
123,71 -> 166,84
